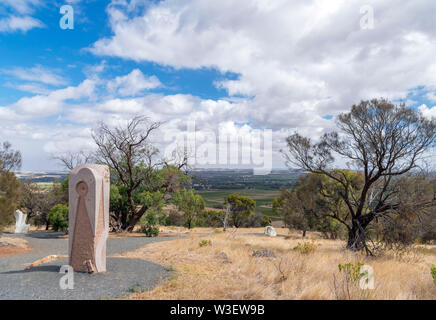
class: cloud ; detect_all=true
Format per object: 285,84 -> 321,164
0,0 -> 41,15
0,0 -> 44,33
2,65 -> 66,86
4,0 -> 436,170
91,0 -> 436,132
418,104 -> 436,119
106,69 -> 161,96
0,15 -> 44,33
4,82 -> 50,95
426,92 -> 436,103
0,79 -> 95,118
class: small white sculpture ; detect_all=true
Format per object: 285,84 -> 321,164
14,210 -> 30,234
264,225 -> 277,237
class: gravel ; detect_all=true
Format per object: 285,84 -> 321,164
0,230 -> 182,300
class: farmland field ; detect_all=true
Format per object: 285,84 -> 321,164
197,189 -> 281,219
192,169 -> 300,219
18,169 -> 299,219
35,182 -> 55,190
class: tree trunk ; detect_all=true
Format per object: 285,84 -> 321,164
302,229 -> 306,238
25,211 -> 32,224
125,205 -> 148,232
223,205 -> 230,232
346,218 -> 373,256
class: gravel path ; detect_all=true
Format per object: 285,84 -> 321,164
0,230 -> 182,300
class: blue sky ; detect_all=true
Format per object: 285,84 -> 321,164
0,0 -> 435,171
0,0 -> 236,104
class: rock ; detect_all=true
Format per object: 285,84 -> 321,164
252,249 -> 275,258
219,252 -> 231,263
14,210 -> 30,234
0,241 -> 11,247
69,164 -> 110,273
264,226 -> 277,237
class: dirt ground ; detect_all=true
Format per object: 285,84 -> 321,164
0,237 -> 30,256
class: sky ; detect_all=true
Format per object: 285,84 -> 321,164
0,0 -> 435,172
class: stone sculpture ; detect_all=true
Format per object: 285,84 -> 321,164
264,225 -> 277,237
14,210 -> 30,234
69,164 -> 110,273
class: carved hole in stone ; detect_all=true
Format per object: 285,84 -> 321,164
76,181 -> 88,197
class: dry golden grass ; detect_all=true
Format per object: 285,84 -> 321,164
117,228 -> 436,300
2,225 -> 47,233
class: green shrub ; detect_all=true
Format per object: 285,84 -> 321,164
140,210 -> 159,237
333,261 -> 372,300
338,262 -> 364,282
197,209 -> 226,228
292,241 -> 317,254
261,215 -> 272,227
431,265 -> 436,286
199,239 -> 212,247
48,204 -> 68,232
0,171 -> 20,234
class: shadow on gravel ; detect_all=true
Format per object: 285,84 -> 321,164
1,265 -> 60,274
22,231 -> 67,239
0,257 -> 169,300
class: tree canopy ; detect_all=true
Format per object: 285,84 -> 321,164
224,193 -> 256,228
284,99 -> 436,254
0,142 -> 21,233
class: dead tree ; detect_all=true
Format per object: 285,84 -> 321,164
53,151 -> 93,171
92,116 -> 188,232
283,99 -> 436,255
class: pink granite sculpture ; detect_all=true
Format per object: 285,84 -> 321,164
68,164 -> 110,273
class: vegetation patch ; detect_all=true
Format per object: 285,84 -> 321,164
199,239 -> 212,247
292,241 -> 317,254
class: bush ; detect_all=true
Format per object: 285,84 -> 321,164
318,217 -> 346,240
0,171 -> 20,234
261,215 -> 272,227
431,265 -> 436,286
195,209 -> 224,228
292,241 -> 317,254
338,262 -> 364,282
158,211 -> 169,226
139,210 -> 160,237
199,239 -> 212,247
167,209 -> 185,226
240,212 -> 266,228
141,224 -> 159,237
375,215 -> 420,249
333,261 -> 372,300
48,204 -> 68,232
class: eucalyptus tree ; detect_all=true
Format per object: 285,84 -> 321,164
0,142 -> 21,233
284,99 -> 436,255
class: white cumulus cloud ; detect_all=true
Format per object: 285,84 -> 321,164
106,69 -> 161,96
0,15 -> 43,33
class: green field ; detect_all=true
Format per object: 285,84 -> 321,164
197,189 -> 281,219
35,182 -> 55,190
